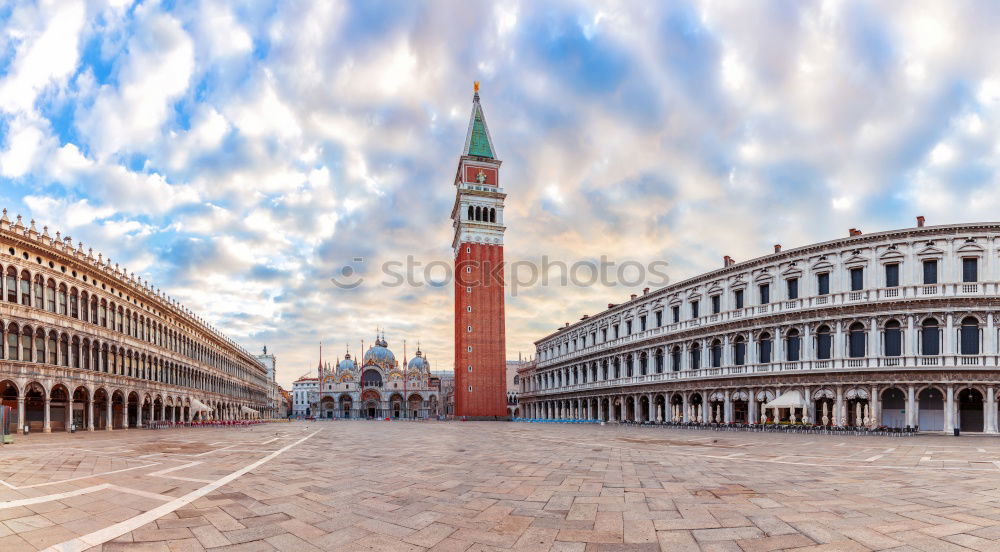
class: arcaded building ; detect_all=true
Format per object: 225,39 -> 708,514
521,219 -> 1000,434
0,212 -> 269,433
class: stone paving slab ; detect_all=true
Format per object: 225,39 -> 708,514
4,422 -> 1000,550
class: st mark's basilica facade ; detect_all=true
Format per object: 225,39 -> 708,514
310,334 -> 440,419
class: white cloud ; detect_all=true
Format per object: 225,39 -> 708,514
77,5 -> 194,158
0,0 -> 86,115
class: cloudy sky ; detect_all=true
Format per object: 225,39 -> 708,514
2,1 -> 1000,387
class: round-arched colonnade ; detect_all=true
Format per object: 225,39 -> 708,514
522,221 -> 1000,434
0,212 -> 268,433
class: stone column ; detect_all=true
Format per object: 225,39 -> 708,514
834,385 -> 844,427
906,315 -> 917,356
136,401 -> 143,428
870,385 -> 879,427
106,400 -> 113,431
682,393 -> 689,423
986,387 -> 995,434
724,390 -> 732,423
945,314 -> 955,355
43,397 -> 51,433
160,401 -> 165,423
597,397 -> 603,421
944,385 -> 955,433
17,397 -> 24,434
87,398 -> 94,431
66,396 -> 73,432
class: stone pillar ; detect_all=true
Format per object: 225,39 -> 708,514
682,393 -> 689,423
945,314 -> 955,355
870,385 -> 879,427
986,387 -> 996,434
66,396 -> 73,432
749,390 -> 758,424
160,401 -> 165,423
87,398 -> 94,431
647,393 -> 654,422
724,390 -> 732,423
907,315 -> 917,356
106,400 -> 113,431
43,397 -> 51,433
944,385 -> 955,433
17,397 -> 24,434
834,385 -> 844,427
597,397 -> 603,421
137,400 -> 143,428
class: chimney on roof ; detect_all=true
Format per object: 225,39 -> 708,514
773,244 -> 781,253
849,228 -> 862,237
608,303 -> 616,308
630,294 -> 637,300
564,322 -> 569,328
723,255 -> 734,267
916,215 -> 925,228
643,287 -> 649,295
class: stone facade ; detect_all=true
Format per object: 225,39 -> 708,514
0,211 -> 268,434
311,336 -> 440,419
521,220 -> 1000,433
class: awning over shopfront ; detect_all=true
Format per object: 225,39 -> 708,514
763,390 -> 806,409
190,399 -> 212,412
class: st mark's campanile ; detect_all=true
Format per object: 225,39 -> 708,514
452,83 -> 507,419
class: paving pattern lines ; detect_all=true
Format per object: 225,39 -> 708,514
11,422 -> 1000,550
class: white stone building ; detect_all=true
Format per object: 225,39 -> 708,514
521,219 -> 1000,434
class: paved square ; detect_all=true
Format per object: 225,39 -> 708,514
3,422 -> 1000,551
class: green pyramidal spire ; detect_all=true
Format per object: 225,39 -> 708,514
464,82 -> 496,159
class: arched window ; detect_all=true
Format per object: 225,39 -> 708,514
960,316 -> 979,355
69,287 -> 78,318
45,279 -> 55,312
671,347 -> 681,371
20,270 -> 31,306
690,343 -> 701,370
467,205 -> 473,220
816,325 -> 832,359
921,318 -> 940,356
47,331 -> 57,364
59,334 -> 68,366
33,275 -> 43,309
734,336 -> 746,365
490,208 -> 496,223
475,206 -> 481,221
654,349 -> 664,373
625,355 -> 633,377
35,328 -> 45,363
848,322 -> 865,358
758,332 -> 772,364
613,357 -> 620,378
5,267 -> 15,303
884,320 -> 902,357
639,352 -> 648,375
710,340 -> 722,367
90,296 -> 98,324
7,323 -> 18,360
57,284 -> 67,315
786,329 -> 801,362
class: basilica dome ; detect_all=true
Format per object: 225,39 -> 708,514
407,349 -> 430,371
363,335 -> 396,366
337,353 -> 357,372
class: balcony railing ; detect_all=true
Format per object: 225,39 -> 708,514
523,354 -> 998,397
536,282 -> 994,368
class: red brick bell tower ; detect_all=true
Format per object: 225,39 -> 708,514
452,82 -> 508,419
